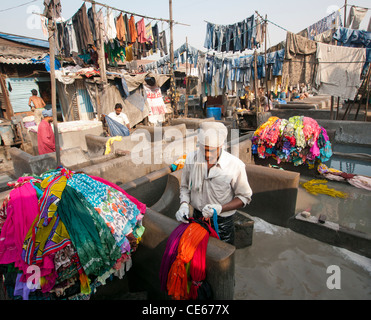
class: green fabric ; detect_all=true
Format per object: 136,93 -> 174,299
57,186 -> 122,277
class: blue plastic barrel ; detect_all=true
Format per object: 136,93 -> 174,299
206,107 -> 222,120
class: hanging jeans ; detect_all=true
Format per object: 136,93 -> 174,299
246,15 -> 255,50
204,22 -> 214,49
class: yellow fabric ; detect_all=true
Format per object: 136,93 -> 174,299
301,179 -> 348,198
105,136 -> 123,155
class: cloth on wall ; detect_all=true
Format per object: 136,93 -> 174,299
282,32 -> 317,86
314,43 -> 366,99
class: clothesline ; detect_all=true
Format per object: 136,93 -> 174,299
83,0 -> 190,27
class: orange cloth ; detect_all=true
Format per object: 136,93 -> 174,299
166,223 -> 208,300
128,15 -> 137,43
116,13 -> 126,43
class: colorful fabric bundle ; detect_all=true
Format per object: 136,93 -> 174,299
160,219 -> 219,300
252,116 -> 332,166
318,163 -> 371,191
301,179 -> 348,198
0,166 -> 146,300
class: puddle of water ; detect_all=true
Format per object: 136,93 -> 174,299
234,216 -> 371,300
297,176 -> 371,235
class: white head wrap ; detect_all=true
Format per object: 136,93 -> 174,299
198,121 -> 228,148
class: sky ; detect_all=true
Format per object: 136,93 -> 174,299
0,0 -> 370,56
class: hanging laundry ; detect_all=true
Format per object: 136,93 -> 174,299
116,13 -> 127,43
346,6 -> 368,30
307,10 -> 342,40
136,18 -> 147,43
71,3 -> 94,53
123,14 -> 131,43
128,15 -> 138,43
159,31 -> 168,56
314,43 -> 366,100
282,32 -> 317,87
333,27 -> 371,48
105,8 -> 117,42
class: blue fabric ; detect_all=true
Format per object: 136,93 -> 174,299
105,115 -> 130,137
212,209 -> 220,238
333,27 -> 371,48
31,55 -> 61,72
0,33 -> 49,48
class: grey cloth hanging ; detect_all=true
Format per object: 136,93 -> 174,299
43,0 -> 62,19
346,5 -> 368,30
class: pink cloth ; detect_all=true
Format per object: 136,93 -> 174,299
0,182 -> 40,266
37,119 -> 56,155
136,18 -> 147,43
89,175 -> 147,214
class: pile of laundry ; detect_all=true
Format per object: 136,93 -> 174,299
251,116 -> 333,166
0,167 -> 146,300
160,219 -> 219,300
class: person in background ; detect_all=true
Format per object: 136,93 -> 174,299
290,87 -> 301,101
107,103 -> 131,131
28,89 -> 46,125
258,87 -> 272,112
37,109 -> 55,155
175,122 -> 253,245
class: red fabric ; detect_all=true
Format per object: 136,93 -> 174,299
37,120 -> 55,155
136,18 -> 147,43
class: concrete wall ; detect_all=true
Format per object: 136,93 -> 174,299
316,119 -> 371,146
28,124 -> 103,155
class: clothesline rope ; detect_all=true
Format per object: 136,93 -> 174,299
83,0 -> 190,27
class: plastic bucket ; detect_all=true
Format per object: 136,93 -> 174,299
206,107 -> 222,120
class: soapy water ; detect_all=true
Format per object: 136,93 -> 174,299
234,215 -> 371,300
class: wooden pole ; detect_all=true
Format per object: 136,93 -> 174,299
0,74 -> 13,120
254,50 -> 261,125
330,95 -> 334,120
169,0 -> 177,116
344,0 -> 348,27
264,14 -> 268,99
92,2 -> 107,84
184,37 -> 189,118
336,97 -> 340,120
47,3 -> 61,166
365,89 -> 370,122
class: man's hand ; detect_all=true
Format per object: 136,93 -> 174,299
175,202 -> 190,223
202,204 -> 222,218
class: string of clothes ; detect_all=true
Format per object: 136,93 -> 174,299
46,2 -> 169,66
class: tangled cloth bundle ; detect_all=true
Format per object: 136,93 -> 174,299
163,220 -> 218,300
301,179 -> 348,198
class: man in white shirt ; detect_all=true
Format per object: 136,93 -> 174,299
176,122 -> 253,244
108,103 -> 131,130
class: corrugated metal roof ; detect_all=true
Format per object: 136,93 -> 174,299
0,32 -> 49,49
0,56 -> 44,65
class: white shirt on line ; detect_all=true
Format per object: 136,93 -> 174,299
180,149 -> 253,218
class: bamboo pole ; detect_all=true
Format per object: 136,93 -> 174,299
47,4 -> 61,166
